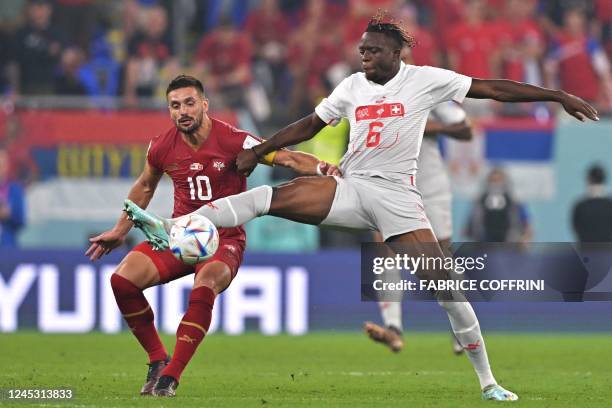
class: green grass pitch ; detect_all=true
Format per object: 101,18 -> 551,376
2,332 -> 611,407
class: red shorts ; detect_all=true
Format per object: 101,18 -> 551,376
132,237 -> 245,284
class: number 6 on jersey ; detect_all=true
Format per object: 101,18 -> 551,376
366,121 -> 384,147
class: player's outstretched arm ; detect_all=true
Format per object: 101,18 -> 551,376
272,150 -> 340,176
467,78 -> 599,122
236,113 -> 327,176
85,162 -> 163,261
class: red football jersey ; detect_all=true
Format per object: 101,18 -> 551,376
147,117 -> 261,242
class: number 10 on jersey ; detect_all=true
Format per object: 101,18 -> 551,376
188,176 -> 212,200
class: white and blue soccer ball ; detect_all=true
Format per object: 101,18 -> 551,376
169,214 -> 219,265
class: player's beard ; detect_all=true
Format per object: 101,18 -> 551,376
177,114 -> 202,134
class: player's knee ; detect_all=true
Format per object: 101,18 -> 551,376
194,263 -> 231,294
110,273 -> 141,296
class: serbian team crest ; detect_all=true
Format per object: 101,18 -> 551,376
213,161 -> 225,171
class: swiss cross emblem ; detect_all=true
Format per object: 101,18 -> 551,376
213,160 -> 225,171
391,104 -> 402,115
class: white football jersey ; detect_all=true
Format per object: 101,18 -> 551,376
417,102 -> 467,201
315,62 -> 471,182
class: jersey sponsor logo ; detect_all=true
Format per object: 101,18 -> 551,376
355,103 -> 405,122
190,162 -> 204,171
213,160 -> 226,171
224,244 -> 237,253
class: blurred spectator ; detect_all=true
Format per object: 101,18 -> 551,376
0,116 -> 38,185
424,0 -> 464,53
286,0 -> 343,118
399,4 -> 440,67
78,27 -> 121,99
55,47 -> 87,95
493,0 -> 543,83
124,4 -> 178,105
545,9 -> 612,109
343,0 -> 398,49
539,0 -> 596,31
446,0 -> 497,79
465,168 -> 532,243
244,0 -> 291,106
572,164 -> 612,242
493,0 -> 547,116
8,0 -> 63,95
0,147 -> 25,247
194,18 -> 256,111
53,0 -> 97,50
202,0 -> 249,32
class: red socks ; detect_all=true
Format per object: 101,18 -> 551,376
110,274 -> 167,363
162,286 -> 216,382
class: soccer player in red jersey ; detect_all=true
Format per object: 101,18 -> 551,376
86,75 -> 330,397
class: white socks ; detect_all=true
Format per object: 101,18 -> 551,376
188,185 -> 273,228
379,302 -> 403,331
439,299 -> 497,389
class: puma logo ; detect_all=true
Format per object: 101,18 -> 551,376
178,334 -> 196,344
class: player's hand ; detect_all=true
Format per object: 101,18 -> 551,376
236,148 -> 259,176
560,91 -> 599,122
317,161 -> 342,177
86,229 -> 126,261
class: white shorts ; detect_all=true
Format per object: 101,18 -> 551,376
422,199 -> 452,241
321,176 -> 432,241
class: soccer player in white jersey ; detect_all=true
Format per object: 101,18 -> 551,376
125,15 -> 599,401
365,101 -> 473,355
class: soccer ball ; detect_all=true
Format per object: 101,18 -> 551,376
169,214 -> 219,265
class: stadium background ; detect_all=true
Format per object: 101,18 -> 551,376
1,1 -> 611,406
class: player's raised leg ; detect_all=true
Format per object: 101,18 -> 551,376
125,176 -> 338,249
110,249 -> 169,396
388,229 -> 518,401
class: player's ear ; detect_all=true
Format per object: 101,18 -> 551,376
202,97 -> 209,113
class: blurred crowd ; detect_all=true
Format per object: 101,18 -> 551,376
0,0 -> 611,123
1,0 -> 611,248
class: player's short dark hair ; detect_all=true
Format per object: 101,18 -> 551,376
366,10 -> 416,49
166,75 -> 204,96
587,164 -> 606,184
